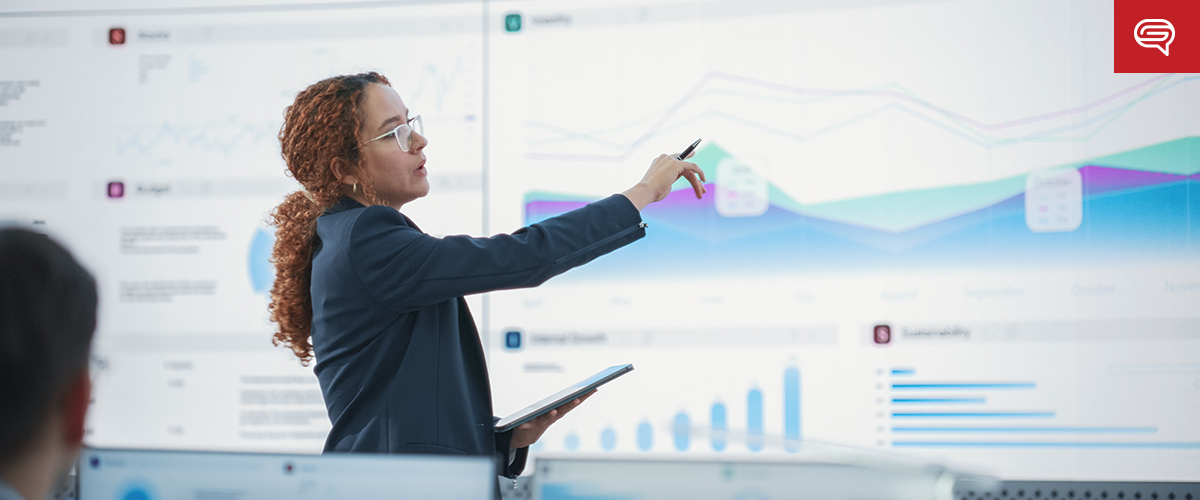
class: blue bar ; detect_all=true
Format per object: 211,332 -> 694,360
893,442 -> 1200,448
784,367 -> 801,452
711,403 -> 727,452
672,412 -> 691,452
600,427 -> 617,451
636,421 -> 653,451
892,398 -> 986,404
891,369 -> 916,376
892,427 -> 1157,433
893,412 -> 1054,418
892,383 -> 1035,390
747,389 -> 763,452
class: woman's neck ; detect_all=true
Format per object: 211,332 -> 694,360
343,192 -> 406,211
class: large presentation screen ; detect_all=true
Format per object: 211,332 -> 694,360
1,0 -> 1197,484
0,0 -> 487,454
485,0 -> 1200,482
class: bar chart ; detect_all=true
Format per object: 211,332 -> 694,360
886,368 -> 1197,449
549,365 -> 803,455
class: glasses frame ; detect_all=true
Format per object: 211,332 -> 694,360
357,115 -> 423,152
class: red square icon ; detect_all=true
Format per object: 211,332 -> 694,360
1114,0 -> 1200,73
873,324 -> 891,345
108,28 -> 126,45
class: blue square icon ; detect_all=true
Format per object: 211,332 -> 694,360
505,330 -> 522,349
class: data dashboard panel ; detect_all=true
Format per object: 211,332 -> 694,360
1,0 -> 486,453
484,0 -> 1200,482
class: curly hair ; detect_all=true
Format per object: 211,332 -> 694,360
269,72 -> 389,364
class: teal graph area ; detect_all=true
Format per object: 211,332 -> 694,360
525,137 -> 1200,278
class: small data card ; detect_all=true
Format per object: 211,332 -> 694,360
1025,168 -> 1083,233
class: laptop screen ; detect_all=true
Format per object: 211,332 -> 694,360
78,447 -> 494,500
532,456 -> 952,500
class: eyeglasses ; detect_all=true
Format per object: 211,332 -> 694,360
357,115 -> 423,152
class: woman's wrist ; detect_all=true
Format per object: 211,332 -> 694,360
620,182 -> 655,211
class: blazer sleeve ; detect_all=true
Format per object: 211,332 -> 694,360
493,419 -> 529,478
348,194 -> 645,315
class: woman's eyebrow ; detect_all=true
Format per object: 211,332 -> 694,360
379,111 -> 409,130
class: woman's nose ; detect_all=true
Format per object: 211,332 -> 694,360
411,131 -> 428,152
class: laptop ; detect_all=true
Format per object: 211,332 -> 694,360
532,456 -> 956,500
78,447 -> 494,500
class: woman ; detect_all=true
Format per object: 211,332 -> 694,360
268,72 -> 705,478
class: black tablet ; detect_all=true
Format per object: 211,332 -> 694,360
495,364 -> 634,433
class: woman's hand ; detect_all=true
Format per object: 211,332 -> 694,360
621,152 -> 706,211
510,390 -> 595,449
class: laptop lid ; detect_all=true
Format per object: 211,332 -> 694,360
78,447 -> 494,500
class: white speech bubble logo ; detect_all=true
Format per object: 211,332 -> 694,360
1135,19 -> 1175,56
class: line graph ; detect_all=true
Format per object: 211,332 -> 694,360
113,120 -> 280,158
110,56 -> 475,161
523,73 -> 1197,162
522,138 -> 1200,277
406,58 -> 470,112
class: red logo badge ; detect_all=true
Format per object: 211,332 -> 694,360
873,324 -> 891,345
1114,0 -> 1199,73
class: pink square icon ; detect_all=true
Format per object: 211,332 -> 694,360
107,181 -> 124,198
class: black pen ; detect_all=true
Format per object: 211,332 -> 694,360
676,138 -> 701,161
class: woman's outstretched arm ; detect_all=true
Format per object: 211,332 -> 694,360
346,153 -> 704,314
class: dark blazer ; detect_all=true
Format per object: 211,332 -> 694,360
309,194 -> 645,477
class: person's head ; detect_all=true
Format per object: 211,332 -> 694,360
338,81 -> 430,209
270,72 -> 428,364
0,228 -> 97,497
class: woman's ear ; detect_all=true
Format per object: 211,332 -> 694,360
330,157 -> 357,188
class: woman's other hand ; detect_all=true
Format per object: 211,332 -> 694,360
621,151 -> 706,211
510,390 -> 595,449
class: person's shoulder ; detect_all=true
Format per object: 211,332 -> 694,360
347,205 -> 420,243
320,201 -> 400,227
353,204 -> 409,227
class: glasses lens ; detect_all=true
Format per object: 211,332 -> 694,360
393,116 -> 423,152
394,125 -> 411,152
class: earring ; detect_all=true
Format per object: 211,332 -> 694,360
353,183 -> 358,194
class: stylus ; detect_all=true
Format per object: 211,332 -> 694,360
676,138 -> 701,161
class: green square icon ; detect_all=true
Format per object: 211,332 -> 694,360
504,13 -> 522,32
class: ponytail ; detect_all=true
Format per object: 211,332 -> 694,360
268,72 -> 389,365
268,190 -> 324,363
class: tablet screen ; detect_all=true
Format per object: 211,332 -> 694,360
495,364 -> 634,433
